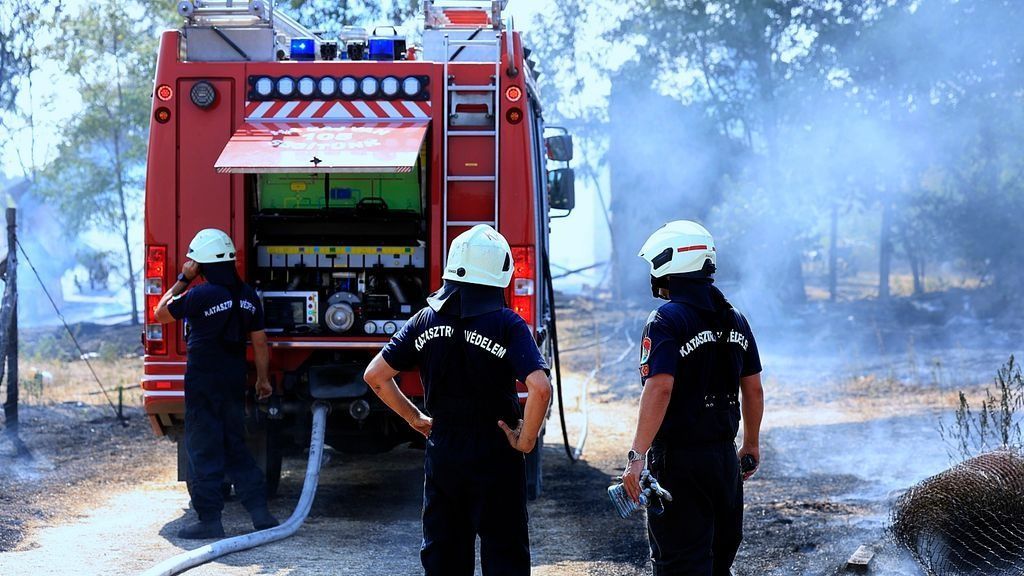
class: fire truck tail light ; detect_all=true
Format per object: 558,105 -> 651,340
506,107 -> 523,124
505,86 -> 522,102
154,107 -> 171,124
146,245 -> 167,278
514,278 -> 534,296
156,84 -> 173,101
510,246 -> 536,328
145,245 -> 167,355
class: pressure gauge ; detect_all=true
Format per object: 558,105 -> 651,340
363,321 -> 378,335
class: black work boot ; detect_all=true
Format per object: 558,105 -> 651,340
177,518 -> 225,539
250,508 -> 280,531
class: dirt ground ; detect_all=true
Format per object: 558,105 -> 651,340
0,297 -> 1019,575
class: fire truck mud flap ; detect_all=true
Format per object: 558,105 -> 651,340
141,401 -> 330,576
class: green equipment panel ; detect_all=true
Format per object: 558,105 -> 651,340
258,166 -> 421,213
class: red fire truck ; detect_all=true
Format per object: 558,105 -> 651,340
141,0 -> 575,499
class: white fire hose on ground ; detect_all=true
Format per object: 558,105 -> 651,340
142,401 -> 330,576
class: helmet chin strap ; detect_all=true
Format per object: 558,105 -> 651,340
427,280 -> 506,318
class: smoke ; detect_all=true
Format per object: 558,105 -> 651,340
535,0 -> 1024,331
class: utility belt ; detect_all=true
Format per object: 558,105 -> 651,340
650,438 -> 735,453
185,347 -> 247,373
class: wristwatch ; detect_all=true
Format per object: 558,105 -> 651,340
627,449 -> 645,464
177,272 -> 192,284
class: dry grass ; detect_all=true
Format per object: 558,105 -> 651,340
18,356 -> 144,409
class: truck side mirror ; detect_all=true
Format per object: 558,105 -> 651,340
545,134 -> 573,162
548,168 -> 575,211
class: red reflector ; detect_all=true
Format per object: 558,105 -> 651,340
677,244 -> 708,252
156,84 -> 173,101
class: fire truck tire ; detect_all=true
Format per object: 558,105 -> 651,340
525,431 -> 544,500
245,419 -> 284,498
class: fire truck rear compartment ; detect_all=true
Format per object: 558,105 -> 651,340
247,149 -> 429,339
241,136 -> 430,453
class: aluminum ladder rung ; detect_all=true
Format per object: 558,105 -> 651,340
447,220 -> 497,227
442,31 -> 502,266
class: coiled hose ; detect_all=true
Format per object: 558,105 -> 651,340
141,401 -> 330,576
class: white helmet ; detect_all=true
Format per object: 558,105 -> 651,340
638,220 -> 716,277
187,228 -> 236,263
443,225 -> 514,288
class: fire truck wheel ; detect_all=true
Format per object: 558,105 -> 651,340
525,431 -> 544,500
262,420 -> 284,498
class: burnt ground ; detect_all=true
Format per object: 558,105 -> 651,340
0,297 -> 1020,575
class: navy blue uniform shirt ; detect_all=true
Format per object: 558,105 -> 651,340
640,291 -> 761,446
167,282 -> 265,362
382,307 -> 548,428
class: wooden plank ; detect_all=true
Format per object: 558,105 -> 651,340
845,545 -> 874,572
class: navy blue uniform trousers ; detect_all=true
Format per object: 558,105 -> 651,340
421,424 -> 530,576
647,442 -> 743,576
184,354 -> 267,521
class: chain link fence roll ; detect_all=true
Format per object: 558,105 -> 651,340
890,449 -> 1024,576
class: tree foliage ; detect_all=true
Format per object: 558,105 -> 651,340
36,0 -> 176,324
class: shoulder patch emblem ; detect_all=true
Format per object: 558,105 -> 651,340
639,363 -> 650,378
640,336 -> 652,364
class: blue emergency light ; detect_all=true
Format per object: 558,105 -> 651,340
290,38 -> 316,61
368,37 -> 395,61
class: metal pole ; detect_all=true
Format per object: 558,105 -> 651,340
2,207 -> 17,435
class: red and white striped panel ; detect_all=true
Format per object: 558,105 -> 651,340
245,100 -> 432,121
252,121 -> 429,133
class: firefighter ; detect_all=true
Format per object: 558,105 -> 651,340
364,225 -> 552,576
154,228 -> 279,539
623,221 -> 764,576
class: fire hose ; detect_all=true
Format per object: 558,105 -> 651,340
141,401 -> 330,576
543,251 -> 581,463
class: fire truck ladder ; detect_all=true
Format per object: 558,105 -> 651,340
441,23 -> 503,264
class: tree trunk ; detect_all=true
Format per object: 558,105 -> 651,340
828,203 -> 838,302
879,201 -> 893,302
110,20 -> 140,325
